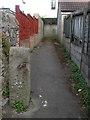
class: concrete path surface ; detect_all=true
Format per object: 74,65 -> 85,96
3,41 -> 88,118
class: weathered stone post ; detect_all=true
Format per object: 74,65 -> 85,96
9,47 -> 31,108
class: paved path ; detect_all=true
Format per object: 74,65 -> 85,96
3,41 -> 87,118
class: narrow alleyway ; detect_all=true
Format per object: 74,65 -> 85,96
3,40 -> 87,118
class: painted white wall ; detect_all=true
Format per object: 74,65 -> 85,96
44,25 -> 57,37
0,0 -> 58,18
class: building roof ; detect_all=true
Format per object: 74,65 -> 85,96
60,2 -> 89,12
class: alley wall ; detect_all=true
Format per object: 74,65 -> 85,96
58,7 -> 90,86
0,8 -> 19,99
44,25 -> 57,37
16,6 -> 44,50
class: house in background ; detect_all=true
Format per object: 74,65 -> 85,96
57,0 -> 89,42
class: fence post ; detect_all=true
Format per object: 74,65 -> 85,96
80,9 -> 87,70
70,14 -> 73,55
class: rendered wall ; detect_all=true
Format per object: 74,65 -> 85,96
44,25 -> 57,37
9,47 -> 31,107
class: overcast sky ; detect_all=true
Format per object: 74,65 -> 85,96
59,0 -> 89,1
0,0 -> 58,18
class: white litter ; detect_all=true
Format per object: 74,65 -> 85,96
39,95 -> 42,98
20,82 -> 22,85
43,104 -> 47,107
42,100 -> 48,107
54,42 -> 59,46
16,82 -> 18,85
45,100 -> 48,104
78,89 -> 82,92
14,82 -> 18,86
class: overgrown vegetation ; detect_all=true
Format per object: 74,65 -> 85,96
2,33 -> 10,59
13,100 -> 25,113
2,83 -> 9,99
2,33 -> 10,99
61,42 -> 90,116
61,43 -> 71,60
34,46 -> 37,48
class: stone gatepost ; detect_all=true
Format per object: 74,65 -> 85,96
9,47 -> 31,108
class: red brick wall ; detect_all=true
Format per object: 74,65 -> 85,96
15,5 -> 38,47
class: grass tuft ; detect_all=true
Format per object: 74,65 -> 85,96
61,43 -> 90,116
13,100 -> 25,113
2,83 -> 9,99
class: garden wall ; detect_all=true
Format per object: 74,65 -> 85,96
16,6 -> 44,50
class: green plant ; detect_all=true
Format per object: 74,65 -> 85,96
2,83 -> 9,98
61,43 -> 71,60
61,43 -> 90,115
2,36 -> 10,57
71,61 -> 90,115
34,46 -> 37,48
13,100 -> 25,113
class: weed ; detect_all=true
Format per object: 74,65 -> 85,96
2,83 -> 9,99
61,43 -> 71,60
61,43 -> 90,116
13,100 -> 25,113
71,61 -> 90,115
2,35 -> 10,58
34,46 -> 37,48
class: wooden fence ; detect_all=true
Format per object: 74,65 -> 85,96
63,7 -> 90,86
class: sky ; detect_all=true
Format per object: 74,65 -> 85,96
0,0 -> 58,18
59,0 -> 89,1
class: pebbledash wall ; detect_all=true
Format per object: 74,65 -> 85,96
0,8 -> 19,46
0,8 -> 19,117
16,5 -> 44,50
0,8 -> 19,93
